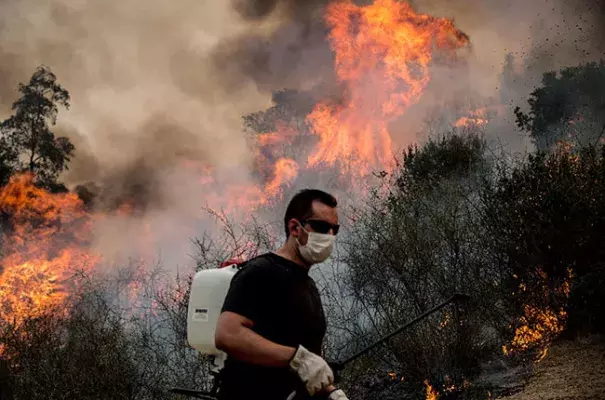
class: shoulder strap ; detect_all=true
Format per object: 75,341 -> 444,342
235,253 -> 274,270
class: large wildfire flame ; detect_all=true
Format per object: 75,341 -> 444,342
306,0 -> 469,174
0,174 -> 99,347
255,0 -> 470,180
204,0 -> 471,212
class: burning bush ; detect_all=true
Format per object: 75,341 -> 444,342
0,4 -> 603,400
326,127 -> 605,398
485,143 -> 605,340
330,131 -> 498,398
0,261 -> 213,400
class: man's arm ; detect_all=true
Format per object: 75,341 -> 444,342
216,312 -> 337,396
215,311 -> 296,367
216,263 -> 334,395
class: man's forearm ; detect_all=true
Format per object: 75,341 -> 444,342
218,324 -> 296,367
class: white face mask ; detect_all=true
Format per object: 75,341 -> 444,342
296,225 -> 335,265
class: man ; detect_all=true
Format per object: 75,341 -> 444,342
215,189 -> 349,400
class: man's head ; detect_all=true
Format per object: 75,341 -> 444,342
283,189 -> 339,266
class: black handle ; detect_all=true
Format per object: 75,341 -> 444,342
328,293 -> 470,370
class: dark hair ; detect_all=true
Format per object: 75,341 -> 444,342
284,189 -> 338,237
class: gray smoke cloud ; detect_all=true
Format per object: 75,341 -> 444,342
0,0 -> 284,268
231,0 -> 328,20
395,0 -> 605,153
0,0 -> 603,269
0,1 -> 273,177
211,0 -> 336,98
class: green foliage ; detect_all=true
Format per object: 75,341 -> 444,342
342,126 -> 605,398
514,60 -> 605,151
1,306 -> 139,400
397,133 -> 487,192
0,66 -> 74,188
341,131 -> 500,397
485,143 -> 605,335
505,59 -> 605,337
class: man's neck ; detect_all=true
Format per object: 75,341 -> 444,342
274,239 -> 310,269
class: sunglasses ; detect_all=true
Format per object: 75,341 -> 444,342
301,219 -> 340,235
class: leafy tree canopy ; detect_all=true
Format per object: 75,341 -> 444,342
0,65 -> 74,189
515,60 -> 605,151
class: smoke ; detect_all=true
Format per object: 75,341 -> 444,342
0,0 -> 604,269
390,0 -> 605,153
213,0 -> 605,155
0,0 -> 277,268
211,0 -> 335,96
231,0 -> 328,20
413,0 -> 605,87
0,1 -> 260,173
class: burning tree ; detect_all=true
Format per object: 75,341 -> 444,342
485,142 -> 605,341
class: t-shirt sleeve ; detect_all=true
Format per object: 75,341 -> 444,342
221,263 -> 274,322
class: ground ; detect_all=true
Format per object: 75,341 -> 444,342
499,335 -> 605,400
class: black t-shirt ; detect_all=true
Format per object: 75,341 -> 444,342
218,252 -> 326,400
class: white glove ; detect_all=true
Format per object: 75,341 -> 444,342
288,345 -> 334,395
328,389 -> 349,400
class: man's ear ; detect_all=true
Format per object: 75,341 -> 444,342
288,219 -> 299,237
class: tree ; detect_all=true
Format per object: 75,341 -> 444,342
514,61 -> 605,151
0,66 -> 74,189
243,89 -> 316,134
0,135 -> 17,187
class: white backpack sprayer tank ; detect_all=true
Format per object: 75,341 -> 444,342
187,264 -> 239,361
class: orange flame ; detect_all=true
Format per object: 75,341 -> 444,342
264,158 -> 299,198
306,0 -> 469,175
424,380 -> 439,400
0,174 -> 99,345
454,116 -> 488,128
502,305 -> 567,357
454,105 -> 505,128
199,162 -> 298,220
258,132 -> 289,146
503,268 -> 572,360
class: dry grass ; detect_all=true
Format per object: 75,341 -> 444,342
500,336 -> 605,400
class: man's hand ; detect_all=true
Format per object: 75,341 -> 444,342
328,389 -> 349,400
322,385 -> 349,400
288,345 -> 334,395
